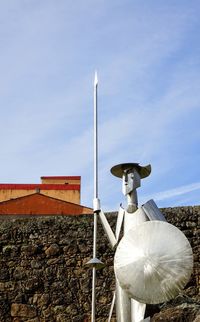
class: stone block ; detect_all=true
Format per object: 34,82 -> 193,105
45,244 -> 60,257
11,303 -> 37,318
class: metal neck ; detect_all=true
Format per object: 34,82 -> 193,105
126,190 -> 138,213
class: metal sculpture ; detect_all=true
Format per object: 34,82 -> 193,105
87,74 -> 193,322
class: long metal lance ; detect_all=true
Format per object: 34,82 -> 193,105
94,71 -> 98,203
91,71 -> 99,322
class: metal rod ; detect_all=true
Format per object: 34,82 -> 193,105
99,210 -> 117,248
94,71 -> 98,199
108,291 -> 116,322
91,71 -> 98,322
91,266 -> 96,321
91,212 -> 97,322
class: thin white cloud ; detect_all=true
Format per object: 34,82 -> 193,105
143,182 -> 200,202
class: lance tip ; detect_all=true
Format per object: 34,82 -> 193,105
94,70 -> 98,86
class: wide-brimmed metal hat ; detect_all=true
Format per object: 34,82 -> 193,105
110,163 -> 151,179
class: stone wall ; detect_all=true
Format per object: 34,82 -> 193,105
0,206 -> 199,322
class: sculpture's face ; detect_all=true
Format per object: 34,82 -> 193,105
122,168 -> 141,196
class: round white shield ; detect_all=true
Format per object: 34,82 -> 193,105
114,221 -> 193,304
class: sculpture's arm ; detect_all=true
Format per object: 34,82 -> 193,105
115,205 -> 125,240
99,206 -> 125,249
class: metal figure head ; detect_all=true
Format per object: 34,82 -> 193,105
111,163 -> 151,212
122,168 -> 141,195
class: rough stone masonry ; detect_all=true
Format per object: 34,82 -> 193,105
0,206 -> 199,321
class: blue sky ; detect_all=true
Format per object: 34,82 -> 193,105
0,1 -> 200,210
